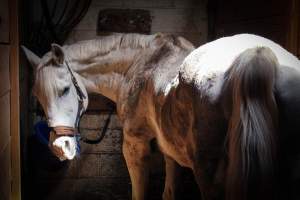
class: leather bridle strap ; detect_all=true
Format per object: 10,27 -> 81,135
65,61 -> 86,102
80,107 -> 114,144
65,60 -> 86,130
53,126 -> 75,136
66,60 -> 114,144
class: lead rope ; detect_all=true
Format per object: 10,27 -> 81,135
79,108 -> 114,144
65,60 -> 114,145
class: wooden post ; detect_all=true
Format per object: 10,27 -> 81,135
286,0 -> 299,56
10,0 -> 21,199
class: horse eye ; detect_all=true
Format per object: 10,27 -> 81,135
62,87 -> 70,96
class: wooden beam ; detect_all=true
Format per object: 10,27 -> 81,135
0,45 -> 10,97
286,0 -> 299,55
298,0 -> 300,58
0,0 -> 10,43
9,0 -> 21,199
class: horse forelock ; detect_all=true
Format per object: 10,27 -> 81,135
34,64 -> 71,101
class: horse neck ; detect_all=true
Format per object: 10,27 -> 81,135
69,46 -> 147,102
64,34 -> 155,71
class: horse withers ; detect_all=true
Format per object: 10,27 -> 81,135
23,33 -> 300,200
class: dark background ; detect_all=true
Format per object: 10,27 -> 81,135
6,0 -> 299,199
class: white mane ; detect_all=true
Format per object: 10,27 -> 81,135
63,33 -> 157,62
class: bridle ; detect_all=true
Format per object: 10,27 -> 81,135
66,60 -> 87,131
51,60 -> 113,145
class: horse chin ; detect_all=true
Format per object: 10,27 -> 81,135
49,131 -> 77,161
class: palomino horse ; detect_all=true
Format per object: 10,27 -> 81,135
23,33 -> 300,200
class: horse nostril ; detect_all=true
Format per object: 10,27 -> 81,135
65,140 -> 70,149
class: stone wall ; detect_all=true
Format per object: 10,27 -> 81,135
28,0 -> 207,199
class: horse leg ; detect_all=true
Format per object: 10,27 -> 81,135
194,167 -> 214,200
122,134 -> 151,200
163,155 -> 181,200
193,158 -> 223,200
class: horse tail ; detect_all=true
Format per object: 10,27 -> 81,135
225,47 -> 279,200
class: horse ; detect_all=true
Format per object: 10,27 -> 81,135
22,33 -> 300,200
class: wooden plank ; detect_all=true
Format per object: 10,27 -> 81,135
0,94 -> 10,154
0,143 -> 11,200
9,0 -> 20,199
124,0 -> 174,8
286,0 -> 299,55
298,8 -> 300,58
0,45 -> 10,96
216,16 -> 288,47
216,0 -> 289,24
297,0 -> 300,58
97,9 -> 151,34
0,0 -> 9,43
298,0 -> 300,58
212,0 -> 292,49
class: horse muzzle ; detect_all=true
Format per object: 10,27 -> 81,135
49,126 -> 78,161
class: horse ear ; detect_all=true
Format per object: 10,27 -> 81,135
21,46 -> 41,70
51,43 -> 65,65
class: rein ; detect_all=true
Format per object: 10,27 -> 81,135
51,60 -> 112,145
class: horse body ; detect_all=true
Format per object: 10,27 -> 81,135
176,34 -> 300,200
116,34 -> 300,199
142,33 -> 300,168
23,33 -> 300,200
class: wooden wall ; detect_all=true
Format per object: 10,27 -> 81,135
209,0 -> 293,48
286,0 -> 300,58
0,43 -> 11,200
0,0 -> 21,199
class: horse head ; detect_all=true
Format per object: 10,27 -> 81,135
22,44 -> 88,161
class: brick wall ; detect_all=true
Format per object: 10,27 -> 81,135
28,0 -> 207,199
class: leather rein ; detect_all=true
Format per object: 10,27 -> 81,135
51,60 -> 113,145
